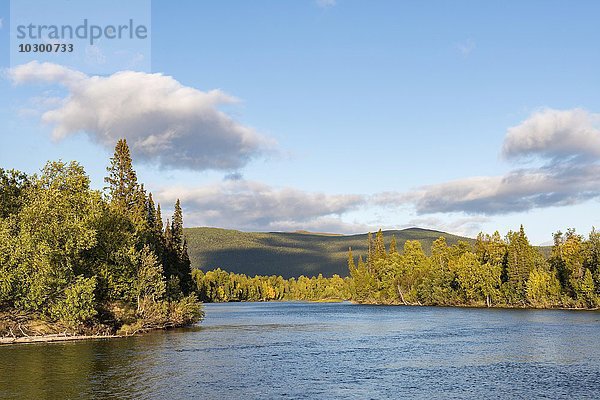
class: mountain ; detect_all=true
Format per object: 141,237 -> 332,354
184,227 -> 474,278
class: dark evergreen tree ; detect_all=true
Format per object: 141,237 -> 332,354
155,203 -> 164,235
505,225 -> 535,301
374,229 -> 386,261
389,235 -> 398,255
171,199 -> 184,254
104,139 -> 140,212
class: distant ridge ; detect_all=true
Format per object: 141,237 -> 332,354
184,227 -> 473,278
292,230 -> 344,237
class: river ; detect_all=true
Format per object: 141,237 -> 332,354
1,302 -> 599,399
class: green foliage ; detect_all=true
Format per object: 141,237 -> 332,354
193,268 -> 351,303
0,140 -> 202,335
450,252 -> 501,306
49,276 -> 97,327
577,269 -> 597,307
505,226 -> 536,297
350,255 -> 376,302
0,168 -> 30,219
526,267 -> 561,307
344,226 -> 598,309
104,138 -> 140,213
135,246 -> 167,308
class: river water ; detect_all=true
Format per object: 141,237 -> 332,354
1,302 -> 599,399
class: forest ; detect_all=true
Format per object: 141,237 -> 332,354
347,228 -> 599,308
193,268 -> 351,302
0,140 -> 203,338
195,228 -> 599,309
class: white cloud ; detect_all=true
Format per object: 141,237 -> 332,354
155,180 -> 366,232
9,61 -> 86,87
502,108 -> 600,162
375,108 -> 600,215
316,0 -> 336,8
8,61 -> 276,171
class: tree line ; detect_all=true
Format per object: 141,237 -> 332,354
193,268 -> 351,302
193,226 -> 599,310
0,139 -> 203,337
348,228 -> 599,308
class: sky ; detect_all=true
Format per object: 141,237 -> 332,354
1,0 -> 600,244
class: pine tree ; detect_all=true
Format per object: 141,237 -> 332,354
389,235 -> 398,255
171,199 -> 184,255
180,238 -> 193,293
104,139 -> 140,212
164,219 -> 172,247
506,225 -> 535,300
155,204 -> 163,235
374,229 -> 386,261
147,192 -> 157,228
347,247 -> 356,273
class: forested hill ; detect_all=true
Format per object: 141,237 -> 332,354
184,227 -> 474,278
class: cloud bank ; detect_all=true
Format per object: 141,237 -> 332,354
8,61 -> 275,171
155,180 -> 368,233
377,108 -> 600,215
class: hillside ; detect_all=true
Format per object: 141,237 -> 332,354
184,227 -> 474,278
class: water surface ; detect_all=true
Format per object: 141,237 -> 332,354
1,302 -> 599,399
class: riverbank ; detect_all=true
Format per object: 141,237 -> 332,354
350,299 -> 600,311
0,333 -> 122,345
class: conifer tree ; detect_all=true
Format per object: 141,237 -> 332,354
104,139 -> 140,212
389,235 -> 398,255
506,225 -> 535,300
374,229 -> 386,261
347,247 -> 356,272
164,219 -> 172,246
155,204 -> 163,235
171,199 -> 184,254
147,193 -> 157,229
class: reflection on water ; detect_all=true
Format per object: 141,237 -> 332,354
1,302 -> 599,399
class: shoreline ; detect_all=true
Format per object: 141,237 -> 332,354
0,333 -> 123,346
206,299 -> 600,311
2,302 -> 597,346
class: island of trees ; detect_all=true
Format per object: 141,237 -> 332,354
0,140 -> 203,339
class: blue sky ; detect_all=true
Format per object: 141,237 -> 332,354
1,0 -> 600,244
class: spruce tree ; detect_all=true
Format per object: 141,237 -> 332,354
164,219 -> 173,247
374,229 -> 386,260
347,247 -> 356,273
389,235 -> 398,255
104,139 -> 140,212
171,199 -> 184,255
147,193 -> 157,228
155,204 -> 163,235
506,225 -> 535,300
